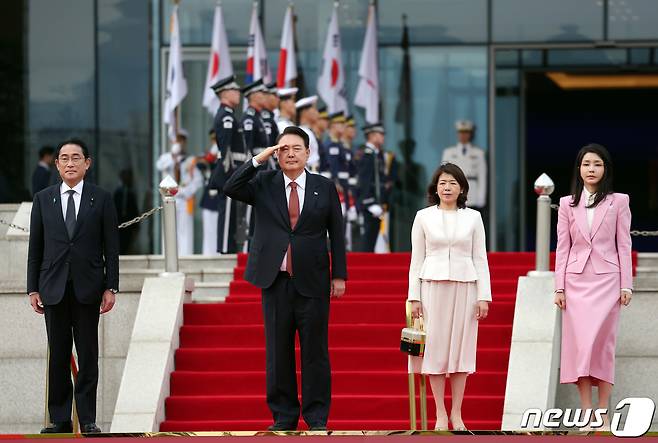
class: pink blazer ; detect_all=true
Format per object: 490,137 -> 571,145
555,192 -> 632,291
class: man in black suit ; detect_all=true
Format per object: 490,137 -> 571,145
27,139 -> 119,434
224,126 -> 347,431
32,145 -> 55,196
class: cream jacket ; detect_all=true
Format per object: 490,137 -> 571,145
407,206 -> 492,302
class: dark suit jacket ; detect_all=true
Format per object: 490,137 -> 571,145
223,161 -> 347,298
31,165 -> 52,196
27,182 -> 120,305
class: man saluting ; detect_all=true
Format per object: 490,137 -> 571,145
223,126 -> 347,431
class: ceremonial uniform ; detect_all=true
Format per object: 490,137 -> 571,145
156,151 -> 203,255
356,141 -> 388,252
261,108 -> 280,147
275,87 -> 298,133
208,75 -> 247,254
199,144 -> 220,256
442,120 -> 488,209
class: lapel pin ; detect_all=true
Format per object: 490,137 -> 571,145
90,197 -> 94,206
314,191 -> 318,196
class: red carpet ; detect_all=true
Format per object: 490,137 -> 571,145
161,252 -> 540,432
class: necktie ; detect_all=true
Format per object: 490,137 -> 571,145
286,182 -> 299,275
65,190 -> 76,239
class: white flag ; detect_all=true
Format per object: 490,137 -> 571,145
246,3 -> 271,84
354,4 -> 379,123
163,5 -> 188,141
203,3 -> 234,115
317,4 -> 347,113
277,5 -> 297,88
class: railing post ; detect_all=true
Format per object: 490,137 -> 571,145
159,176 -> 182,276
530,173 -> 555,276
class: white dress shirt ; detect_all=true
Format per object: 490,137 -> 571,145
583,188 -> 596,230
60,180 -> 84,220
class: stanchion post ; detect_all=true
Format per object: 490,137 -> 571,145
159,176 -> 181,275
530,173 -> 555,276
419,375 -> 428,430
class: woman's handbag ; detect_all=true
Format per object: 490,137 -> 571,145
400,316 -> 426,357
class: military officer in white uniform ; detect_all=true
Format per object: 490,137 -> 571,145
441,120 -> 487,209
156,129 -> 204,255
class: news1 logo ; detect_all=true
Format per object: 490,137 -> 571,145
521,397 -> 656,436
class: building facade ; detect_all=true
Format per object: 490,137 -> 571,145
3,0 -> 658,252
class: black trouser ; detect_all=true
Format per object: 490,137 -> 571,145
261,272 -> 331,427
360,211 -> 381,252
43,281 -> 100,425
216,192 -> 238,253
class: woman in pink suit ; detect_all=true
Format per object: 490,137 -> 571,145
554,143 -> 633,429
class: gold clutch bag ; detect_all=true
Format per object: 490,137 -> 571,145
400,315 -> 426,357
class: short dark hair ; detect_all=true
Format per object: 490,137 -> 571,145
427,162 -> 469,209
570,143 -> 614,208
38,146 -> 55,159
55,138 -> 90,159
276,125 -> 310,148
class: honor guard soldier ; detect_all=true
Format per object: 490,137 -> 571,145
199,129 -> 221,255
441,120 -> 487,209
242,79 -> 272,169
314,105 -> 330,146
356,123 -> 388,252
295,95 -> 321,172
262,81 -> 280,146
321,112 -> 351,200
342,115 -> 359,246
342,114 -> 358,195
208,75 -> 246,253
276,87 -> 298,133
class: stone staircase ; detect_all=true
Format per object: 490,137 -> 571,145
118,255 -> 237,301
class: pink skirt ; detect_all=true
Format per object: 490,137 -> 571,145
409,280 -> 479,375
560,259 -> 621,384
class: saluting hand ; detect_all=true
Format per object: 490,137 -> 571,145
254,144 -> 280,165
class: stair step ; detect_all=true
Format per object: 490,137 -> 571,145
164,394 -> 505,421
179,324 -> 513,348
175,347 -> 511,372
184,301 -> 516,325
170,370 -> 508,396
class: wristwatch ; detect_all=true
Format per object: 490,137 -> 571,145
108,288 -> 119,295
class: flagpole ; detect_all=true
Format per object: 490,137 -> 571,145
173,0 -> 180,140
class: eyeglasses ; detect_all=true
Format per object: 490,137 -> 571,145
58,155 -> 84,165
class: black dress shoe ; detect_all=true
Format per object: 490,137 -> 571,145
267,423 -> 297,431
81,423 -> 102,433
308,425 -> 327,431
40,422 -> 73,434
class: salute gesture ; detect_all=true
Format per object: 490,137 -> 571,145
254,144 -> 280,164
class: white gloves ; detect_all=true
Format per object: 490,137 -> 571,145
346,206 -> 358,222
367,204 -> 384,218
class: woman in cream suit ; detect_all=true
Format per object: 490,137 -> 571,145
554,144 -> 632,430
408,162 -> 492,431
